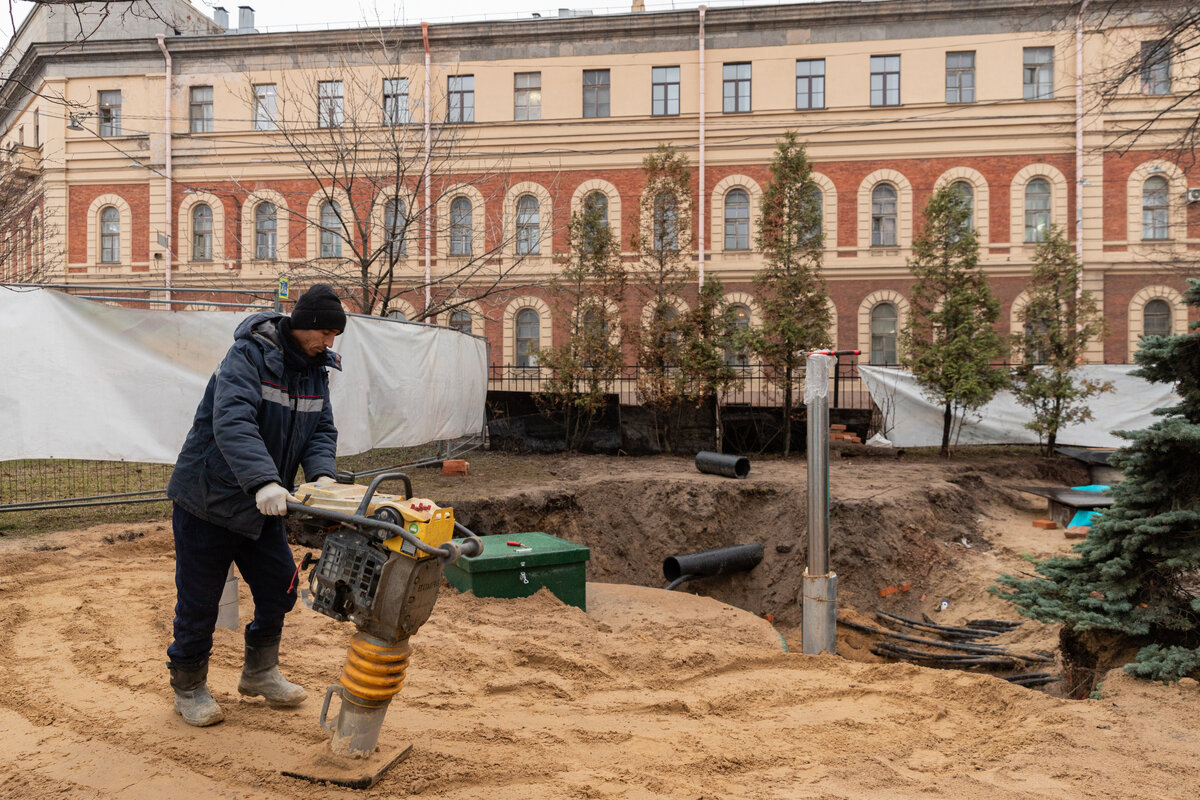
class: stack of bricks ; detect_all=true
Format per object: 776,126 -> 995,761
829,423 -> 862,444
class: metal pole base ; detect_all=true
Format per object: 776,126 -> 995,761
801,570 -> 838,655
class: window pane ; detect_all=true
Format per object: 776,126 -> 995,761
514,72 -> 542,121
583,69 -> 610,118
449,310 -> 472,334
100,206 -> 120,263
449,75 -> 475,123
945,51 -> 975,104
722,62 -> 751,113
1023,47 -> 1054,100
516,308 -> 540,367
870,303 -> 898,364
192,204 -> 212,260
653,192 -> 679,251
1142,176 -> 1169,240
515,194 -> 540,255
255,202 -> 276,260
870,56 -> 900,107
384,198 -> 407,257
1143,299 -> 1171,336
98,90 -> 121,136
1024,179 -> 1051,242
190,86 -> 214,133
951,180 -> 974,233
318,81 -> 343,128
450,196 -> 472,255
652,66 -> 680,116
253,84 -> 276,130
724,188 -> 750,250
320,201 -> 342,258
1141,41 -> 1171,95
871,184 -> 898,247
796,59 -> 825,110
383,77 -> 410,125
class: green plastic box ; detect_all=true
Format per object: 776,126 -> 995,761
444,532 -> 590,610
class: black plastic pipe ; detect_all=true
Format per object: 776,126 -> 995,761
694,451 -> 750,479
662,543 -> 764,585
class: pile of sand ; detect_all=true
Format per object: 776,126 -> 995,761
2,454 -> 1197,798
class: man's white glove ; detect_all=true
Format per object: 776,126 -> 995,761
255,482 -> 297,516
314,475 -> 338,486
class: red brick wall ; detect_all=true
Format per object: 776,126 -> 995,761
68,184 -> 150,265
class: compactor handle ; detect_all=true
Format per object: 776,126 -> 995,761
355,472 -> 413,516
285,499 -> 483,563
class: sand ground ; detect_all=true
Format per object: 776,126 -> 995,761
1,452 -> 1197,799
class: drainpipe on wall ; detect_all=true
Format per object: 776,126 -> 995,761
697,6 -> 706,285
422,22 -> 433,315
156,34 -> 173,308
1075,2 -> 1089,280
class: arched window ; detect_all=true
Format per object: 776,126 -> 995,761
449,196 -> 472,256
1024,178 -> 1051,243
384,198 -> 407,258
724,188 -> 750,250
515,194 -> 540,255
1142,176 -> 1169,241
653,192 -> 679,252
951,180 -> 974,234
192,203 -> 213,261
449,310 -> 472,334
387,308 -> 407,321
871,184 -> 897,247
724,303 -> 751,366
100,206 -> 120,263
870,302 -> 898,364
584,191 -> 609,226
255,202 -> 277,260
29,217 -> 40,274
1143,298 -> 1171,337
515,308 -> 540,367
320,201 -> 342,258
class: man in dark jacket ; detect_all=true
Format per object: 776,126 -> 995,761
165,284 -> 346,727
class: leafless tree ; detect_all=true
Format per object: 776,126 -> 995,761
214,33 -> 561,321
0,143 -> 59,283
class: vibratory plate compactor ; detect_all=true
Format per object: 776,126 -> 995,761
279,472 -> 483,790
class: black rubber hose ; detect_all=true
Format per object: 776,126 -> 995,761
664,574 -> 700,591
694,451 -> 750,479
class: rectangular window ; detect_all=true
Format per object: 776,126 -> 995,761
1141,41 -> 1171,95
795,59 -> 825,110
253,84 -> 277,131
1023,47 -> 1054,100
383,78 -> 409,125
583,69 -> 610,118
652,66 -> 680,116
98,90 -> 122,137
945,52 -> 975,103
722,62 -> 751,113
448,75 -> 474,123
190,86 -> 214,133
870,56 -> 900,106
318,80 -> 343,128
514,72 -> 542,121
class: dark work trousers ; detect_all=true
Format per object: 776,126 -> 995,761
167,503 -> 299,666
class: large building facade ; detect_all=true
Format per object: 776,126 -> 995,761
1,0 -> 1196,368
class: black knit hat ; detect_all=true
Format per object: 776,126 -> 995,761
290,284 -> 346,332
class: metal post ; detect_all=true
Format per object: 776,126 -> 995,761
802,352 -> 837,654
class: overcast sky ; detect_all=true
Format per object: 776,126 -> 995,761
3,0 -> 775,44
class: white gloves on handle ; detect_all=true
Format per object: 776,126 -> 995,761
314,475 -> 338,486
255,482 -> 297,516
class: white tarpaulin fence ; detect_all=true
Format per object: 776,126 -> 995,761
0,289 -> 487,463
858,364 -> 1179,449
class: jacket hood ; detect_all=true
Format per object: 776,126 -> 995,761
233,311 -> 342,371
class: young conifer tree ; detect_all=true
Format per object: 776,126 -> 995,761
746,132 -> 831,457
1011,226 -> 1111,454
900,184 -> 1008,457
995,280 -> 1200,684
677,275 -> 741,451
629,144 -> 695,452
537,196 -> 625,450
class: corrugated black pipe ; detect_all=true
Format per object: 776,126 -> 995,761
694,451 -> 750,479
663,543 -> 764,588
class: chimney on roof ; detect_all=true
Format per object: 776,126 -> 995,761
213,7 -> 229,30
238,6 -> 255,33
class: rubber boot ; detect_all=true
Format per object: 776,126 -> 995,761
169,660 -> 225,727
238,636 -> 307,707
